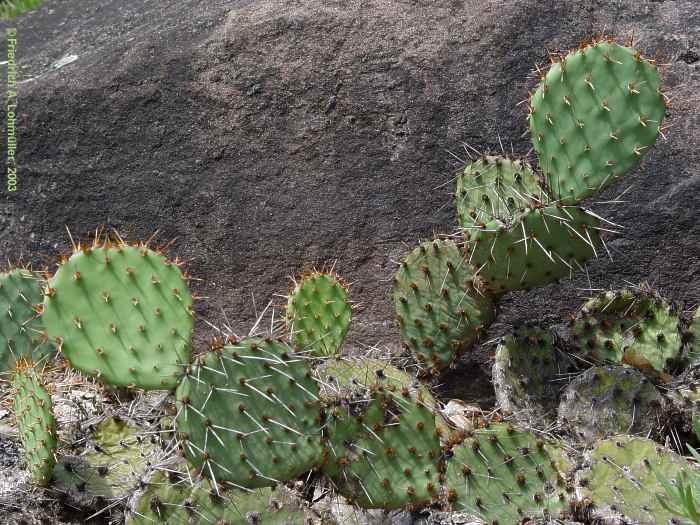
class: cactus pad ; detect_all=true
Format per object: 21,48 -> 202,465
558,365 -> 665,444
568,286 -> 686,381
175,338 -> 324,489
393,239 -> 495,372
455,155 -> 545,228
444,422 -> 571,523
54,417 -> 161,500
323,387 -> 443,510
127,467 -> 309,524
0,268 -> 54,372
577,436 -> 692,524
529,39 -> 665,204
286,271 -> 351,357
492,324 -> 577,427
12,363 -> 57,486
41,242 -> 194,390
466,205 -> 601,294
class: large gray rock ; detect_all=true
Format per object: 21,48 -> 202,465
2,0 -> 699,366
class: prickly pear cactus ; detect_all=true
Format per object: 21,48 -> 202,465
529,39 -> 666,204
41,241 -> 194,390
317,357 -> 435,406
444,422 -> 572,523
455,155 -> 545,228
393,238 -> 495,373
286,271 -> 351,357
568,286 -> 687,381
12,362 -> 57,486
323,386 -> 443,510
558,365 -> 665,444
492,324 -> 577,427
0,268 -> 54,372
54,417 -> 161,500
175,338 -> 324,489
465,205 -> 601,294
127,467 -> 310,524
577,436 -> 693,524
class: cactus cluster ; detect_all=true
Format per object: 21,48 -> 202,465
8,36 -> 700,525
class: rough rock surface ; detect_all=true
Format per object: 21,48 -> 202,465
3,0 -> 700,362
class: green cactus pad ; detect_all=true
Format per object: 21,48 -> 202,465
127,467 -> 309,524
317,357 -> 435,406
578,436 -> 693,524
0,268 -> 54,372
286,271 -> 351,357
568,286 -> 686,381
466,205 -> 601,294
529,40 -> 665,204
54,417 -> 161,500
175,338 -> 324,489
41,242 -> 194,390
455,155 -> 546,228
444,423 -> 571,523
558,365 -> 665,444
323,387 -> 443,510
12,364 -> 57,486
393,239 -> 495,372
492,324 -> 577,427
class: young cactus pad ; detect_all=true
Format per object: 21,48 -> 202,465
393,239 -> 495,372
41,242 -> 194,389
455,155 -> 546,228
127,468 -> 309,524
465,205 -> 601,294
0,268 -> 54,372
323,387 -> 443,510
286,271 -> 351,357
444,422 -> 571,523
175,338 -> 324,489
54,417 -> 162,500
568,286 -> 687,381
577,436 -> 692,524
492,324 -> 577,427
529,39 -> 665,204
557,365 -> 665,444
13,363 -> 57,486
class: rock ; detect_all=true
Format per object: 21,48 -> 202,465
5,0 -> 700,363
